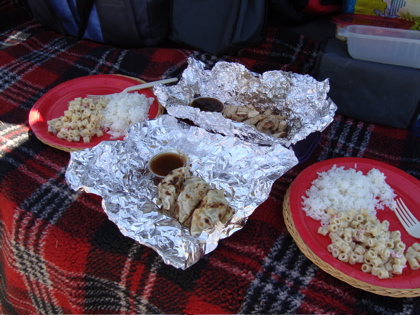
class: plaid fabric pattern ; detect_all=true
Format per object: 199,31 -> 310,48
1,10 -> 420,315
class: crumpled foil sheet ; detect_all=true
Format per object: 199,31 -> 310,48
66,115 -> 299,269
154,58 -> 337,147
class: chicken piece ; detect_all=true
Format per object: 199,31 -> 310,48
243,114 -> 264,126
263,109 -> 273,116
256,117 -> 275,133
276,119 -> 288,132
224,104 -> 289,138
223,104 -> 260,122
222,105 -> 238,119
244,104 -> 260,118
234,106 -> 252,121
272,131 -> 287,138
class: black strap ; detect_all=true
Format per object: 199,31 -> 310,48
44,0 -> 67,36
76,0 -> 95,39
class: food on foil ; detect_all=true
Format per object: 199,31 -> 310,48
47,92 -> 153,143
64,58 -> 338,268
154,58 -> 337,147
157,165 -> 233,236
66,115 -> 299,269
223,104 -> 288,138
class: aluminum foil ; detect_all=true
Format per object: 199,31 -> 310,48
154,58 -> 337,147
66,115 -> 299,269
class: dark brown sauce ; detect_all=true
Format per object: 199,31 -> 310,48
149,152 -> 185,177
191,97 -> 224,112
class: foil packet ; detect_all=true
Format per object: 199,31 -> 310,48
154,58 -> 337,147
66,115 -> 299,269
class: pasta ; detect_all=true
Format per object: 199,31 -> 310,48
318,207 -> 409,279
405,243 -> 420,270
48,96 -> 109,143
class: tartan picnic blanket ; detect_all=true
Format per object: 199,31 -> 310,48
1,5 -> 420,315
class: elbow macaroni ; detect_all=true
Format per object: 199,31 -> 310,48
405,243 -> 420,270
318,208 -> 417,279
48,96 -> 109,143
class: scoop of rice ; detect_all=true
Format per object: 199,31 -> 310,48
302,165 -> 397,226
101,92 -> 153,138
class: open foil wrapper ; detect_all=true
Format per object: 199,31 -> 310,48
154,58 -> 337,147
66,115 -> 299,269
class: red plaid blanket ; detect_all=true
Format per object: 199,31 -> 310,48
1,9 -> 420,315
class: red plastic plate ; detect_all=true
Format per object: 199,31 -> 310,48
289,157 -> 420,289
29,74 -> 159,150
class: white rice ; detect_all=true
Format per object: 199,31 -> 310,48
302,165 -> 397,226
101,91 -> 153,138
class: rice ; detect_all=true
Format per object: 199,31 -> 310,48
302,165 -> 397,226
101,91 -> 153,138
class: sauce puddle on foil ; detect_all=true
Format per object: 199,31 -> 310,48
149,152 -> 186,178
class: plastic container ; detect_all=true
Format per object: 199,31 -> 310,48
148,150 -> 188,179
331,14 -> 414,41
338,25 -> 420,68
